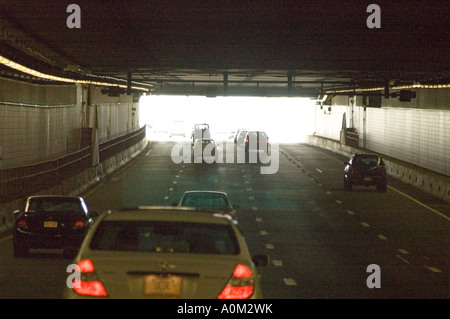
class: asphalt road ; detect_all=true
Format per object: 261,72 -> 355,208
1,140 -> 449,299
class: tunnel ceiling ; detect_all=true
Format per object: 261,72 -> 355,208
0,1 -> 449,98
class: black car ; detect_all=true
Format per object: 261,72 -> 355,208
344,153 -> 387,192
12,195 -> 98,257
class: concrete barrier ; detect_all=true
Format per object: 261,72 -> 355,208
306,134 -> 450,204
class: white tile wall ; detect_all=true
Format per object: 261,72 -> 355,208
315,89 -> 450,176
0,78 -> 140,169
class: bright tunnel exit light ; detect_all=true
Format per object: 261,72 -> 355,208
139,95 -> 316,143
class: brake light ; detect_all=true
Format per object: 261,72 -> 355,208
17,219 -> 28,229
218,264 -> 254,299
72,259 -> 108,297
245,138 -> 248,143
73,220 -> 86,230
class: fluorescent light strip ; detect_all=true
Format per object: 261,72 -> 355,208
327,83 -> 450,94
0,55 -> 148,92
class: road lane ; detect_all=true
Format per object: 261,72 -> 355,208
0,141 -> 448,299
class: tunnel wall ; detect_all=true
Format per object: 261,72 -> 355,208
0,77 -> 79,169
0,77 -> 141,169
0,77 -> 146,233
314,88 -> 450,177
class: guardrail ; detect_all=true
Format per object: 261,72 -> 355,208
0,147 -> 92,204
0,126 -> 146,204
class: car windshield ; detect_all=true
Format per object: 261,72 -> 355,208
353,155 -> 383,167
27,197 -> 84,214
181,193 -> 230,210
89,221 -> 239,255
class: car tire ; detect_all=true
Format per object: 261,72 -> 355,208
13,243 -> 29,258
344,178 -> 352,191
376,182 -> 387,192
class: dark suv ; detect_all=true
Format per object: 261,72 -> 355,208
344,153 -> 387,192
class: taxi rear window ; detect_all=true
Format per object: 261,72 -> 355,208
89,221 -> 240,255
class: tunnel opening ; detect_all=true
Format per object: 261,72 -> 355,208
139,95 -> 316,144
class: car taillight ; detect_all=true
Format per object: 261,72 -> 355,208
73,259 -> 108,297
218,264 -> 254,299
73,220 -> 86,230
17,219 -> 28,229
245,138 -> 248,143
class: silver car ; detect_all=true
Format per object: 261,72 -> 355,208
63,206 -> 268,299
177,190 -> 239,220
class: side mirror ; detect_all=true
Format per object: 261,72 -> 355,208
252,254 -> 269,267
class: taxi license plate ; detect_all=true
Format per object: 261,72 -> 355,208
43,221 -> 58,228
364,177 -> 372,181
144,275 -> 182,297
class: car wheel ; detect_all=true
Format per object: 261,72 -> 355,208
344,178 -> 352,191
13,243 -> 29,258
376,182 -> 387,192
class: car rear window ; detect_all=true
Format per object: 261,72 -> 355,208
27,198 -> 85,214
89,221 -> 240,255
181,193 -> 229,210
354,156 -> 383,166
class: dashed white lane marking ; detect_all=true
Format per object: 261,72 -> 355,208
173,181 -> 177,184
283,278 -> 297,286
0,235 -> 12,243
361,222 -> 370,227
164,196 -> 169,200
248,196 -> 255,200
251,206 -> 258,211
256,218 -> 263,222
395,254 -> 410,265
426,267 -> 442,273
169,188 -> 173,191
316,168 -> 323,173
259,230 -> 268,235
326,191 -> 332,195
272,260 -> 283,266
346,210 -> 355,215
145,149 -> 152,156
265,244 -> 274,249
377,234 -> 387,240
336,200 -> 342,204
398,249 -> 409,254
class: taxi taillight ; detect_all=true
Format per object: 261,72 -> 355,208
218,264 -> 254,299
72,259 -> 108,297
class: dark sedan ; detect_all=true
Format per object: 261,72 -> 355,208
12,195 -> 98,257
344,153 -> 387,192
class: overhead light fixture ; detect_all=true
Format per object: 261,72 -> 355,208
0,55 -> 149,92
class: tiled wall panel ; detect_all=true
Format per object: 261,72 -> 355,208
0,78 -> 140,169
315,88 -> 450,176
